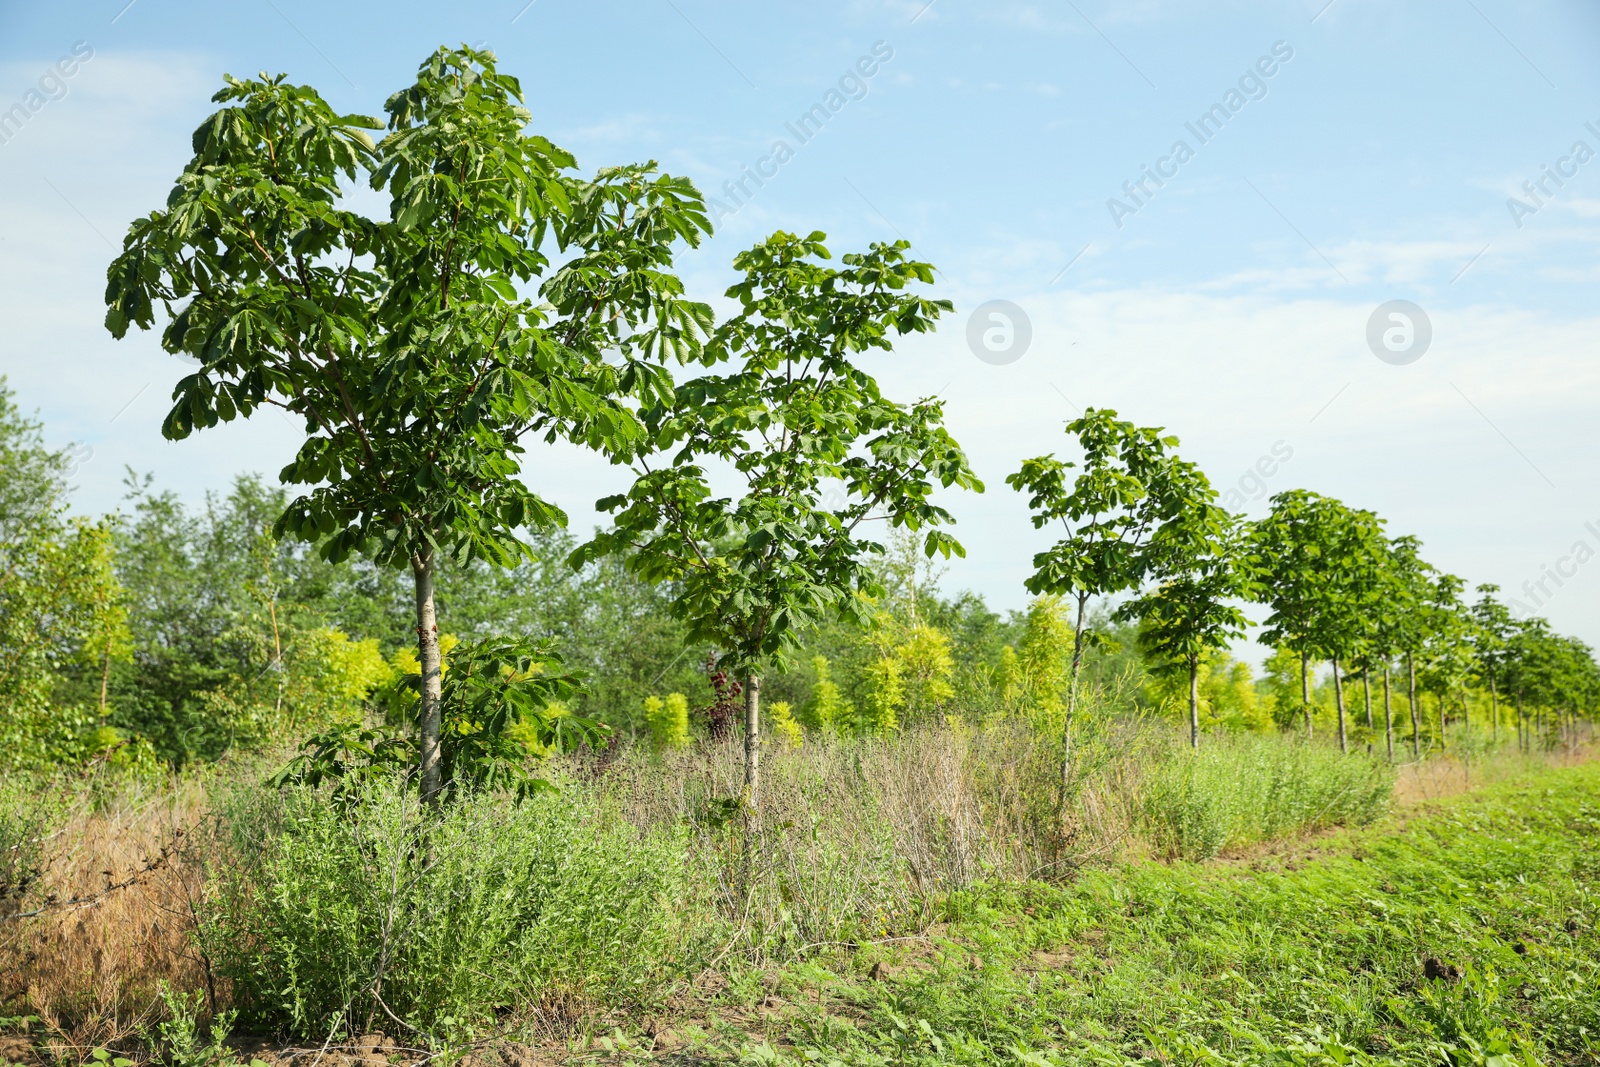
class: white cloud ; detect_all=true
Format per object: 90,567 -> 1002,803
555,111 -> 669,148
871,284 -> 1600,645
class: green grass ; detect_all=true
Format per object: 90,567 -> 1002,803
635,762 -> 1600,1067
1137,733 -> 1396,859
202,779 -> 711,1038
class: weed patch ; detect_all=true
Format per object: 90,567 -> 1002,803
741,763 -> 1600,1066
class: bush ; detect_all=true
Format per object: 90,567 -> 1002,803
644,692 -> 689,750
1138,733 -> 1395,860
0,773 -> 62,917
203,776 -> 706,1039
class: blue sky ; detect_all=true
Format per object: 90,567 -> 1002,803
2,0 -> 1598,657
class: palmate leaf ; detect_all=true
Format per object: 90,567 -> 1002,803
107,46 -> 718,798
106,45 -> 716,574
582,232 -> 980,677
1250,489 -> 1390,665
1008,407 -> 1207,605
275,636 -> 601,801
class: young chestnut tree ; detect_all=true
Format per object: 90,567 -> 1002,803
1364,534 -> 1419,761
1115,503 -> 1257,749
1471,583 -> 1515,741
1419,573 -> 1475,751
578,233 -> 981,806
1312,502 -> 1387,755
1251,489 -> 1384,748
1249,490 -> 1329,738
1009,409 -> 1209,786
104,48 -> 713,798
1384,534 -> 1436,760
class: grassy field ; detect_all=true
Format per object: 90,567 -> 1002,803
2,741 -> 1595,1067
608,762 -> 1600,1067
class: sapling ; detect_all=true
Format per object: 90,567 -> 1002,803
581,232 -> 980,807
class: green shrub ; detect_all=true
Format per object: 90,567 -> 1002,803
203,777 -> 706,1039
1139,733 -> 1394,859
0,773 -> 64,917
644,692 -> 689,750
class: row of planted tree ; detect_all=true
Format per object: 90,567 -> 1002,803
89,45 -> 1596,803
1007,409 -> 1600,783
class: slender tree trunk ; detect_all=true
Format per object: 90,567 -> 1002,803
1437,690 -> 1447,753
1188,654 -> 1200,750
1063,592 -> 1088,795
1332,657 -> 1348,754
1488,674 -> 1499,744
744,673 -> 761,808
1407,652 -> 1421,760
1383,664 -> 1394,762
413,551 -> 443,802
98,632 -> 112,722
1362,668 -> 1373,756
1516,692 -> 1525,753
1301,652 -> 1312,739
269,597 -> 284,719
1462,690 -> 1470,739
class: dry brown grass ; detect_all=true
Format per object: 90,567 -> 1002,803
594,718 -> 1148,957
1393,736 -> 1597,806
1,775 -> 213,1056
600,727 -> 1013,951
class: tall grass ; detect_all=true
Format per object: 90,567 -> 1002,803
602,718 -> 1394,951
1134,732 -> 1396,860
606,725 -> 1022,957
0,768 -> 211,1053
0,720 -> 1572,1046
0,774 -> 61,919
202,779 -> 708,1039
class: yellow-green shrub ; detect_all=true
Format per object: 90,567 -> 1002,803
645,691 -> 689,750
769,700 -> 803,747
1143,650 -> 1271,733
1013,595 -> 1073,732
805,655 -> 853,733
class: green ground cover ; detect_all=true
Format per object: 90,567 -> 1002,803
642,763 -> 1599,1067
